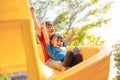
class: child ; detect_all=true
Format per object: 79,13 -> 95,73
42,23 -> 83,71
30,6 -> 64,70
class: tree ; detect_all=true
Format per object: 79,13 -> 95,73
0,74 -> 9,80
29,0 -> 113,31
28,0 -> 60,22
28,0 -> 114,46
62,27 -> 105,46
53,0 -> 113,32
112,41 -> 120,80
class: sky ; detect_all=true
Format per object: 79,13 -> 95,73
89,0 -> 120,47
86,1 -> 120,79
45,0 -> 120,47
99,0 -> 120,79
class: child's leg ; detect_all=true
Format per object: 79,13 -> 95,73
75,53 -> 83,63
45,59 -> 63,71
62,50 -> 74,71
67,47 -> 83,67
70,54 -> 83,67
72,47 -> 80,55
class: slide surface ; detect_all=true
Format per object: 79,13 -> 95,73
0,0 -> 111,80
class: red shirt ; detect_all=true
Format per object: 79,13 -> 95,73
37,32 -> 51,61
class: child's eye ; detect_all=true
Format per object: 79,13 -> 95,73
60,39 -> 63,42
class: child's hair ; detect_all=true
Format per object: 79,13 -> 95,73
50,33 -> 63,42
45,21 -> 53,27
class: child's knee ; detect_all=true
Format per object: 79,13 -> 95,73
76,54 -> 83,62
72,47 -> 80,55
66,50 -> 74,56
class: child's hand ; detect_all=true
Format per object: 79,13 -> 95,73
60,47 -> 66,52
40,22 -> 46,28
30,6 -> 35,14
30,6 -> 35,18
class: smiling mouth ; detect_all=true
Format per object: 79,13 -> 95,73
57,45 -> 61,47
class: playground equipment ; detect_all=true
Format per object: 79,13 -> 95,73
0,0 -> 111,80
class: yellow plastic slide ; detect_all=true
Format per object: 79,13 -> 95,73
0,0 -> 111,80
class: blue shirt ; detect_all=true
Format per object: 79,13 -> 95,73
46,44 -> 66,61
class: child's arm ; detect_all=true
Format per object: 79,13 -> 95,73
64,27 -> 75,46
30,6 -> 42,37
41,22 -> 50,45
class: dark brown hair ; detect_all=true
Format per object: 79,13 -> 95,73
45,21 -> 53,27
50,33 -> 63,42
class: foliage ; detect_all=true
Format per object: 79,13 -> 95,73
28,0 -> 113,31
28,0 -> 59,22
112,40 -> 120,80
28,0 -> 114,46
0,74 -> 9,80
53,0 -> 113,32
62,28 -> 105,46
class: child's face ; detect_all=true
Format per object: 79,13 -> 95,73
46,25 -> 55,38
51,36 -> 63,48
